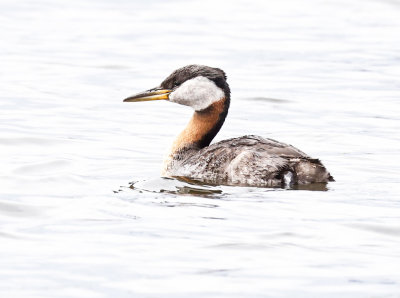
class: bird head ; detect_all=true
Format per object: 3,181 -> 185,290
123,65 -> 230,111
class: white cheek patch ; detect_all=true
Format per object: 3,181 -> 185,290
169,76 -> 224,111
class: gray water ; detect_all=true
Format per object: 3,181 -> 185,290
1,0 -> 400,297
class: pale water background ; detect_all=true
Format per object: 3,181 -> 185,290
1,0 -> 400,297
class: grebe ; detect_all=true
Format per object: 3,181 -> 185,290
124,65 -> 334,187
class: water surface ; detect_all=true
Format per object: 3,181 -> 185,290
1,0 -> 400,297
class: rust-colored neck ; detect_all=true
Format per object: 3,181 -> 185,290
170,97 -> 228,155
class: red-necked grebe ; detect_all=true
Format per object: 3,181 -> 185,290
124,65 -> 334,187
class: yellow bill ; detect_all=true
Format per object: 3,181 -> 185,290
123,88 -> 171,102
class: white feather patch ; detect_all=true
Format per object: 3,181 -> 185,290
169,76 -> 224,111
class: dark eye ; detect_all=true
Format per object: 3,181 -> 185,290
173,81 -> 179,88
